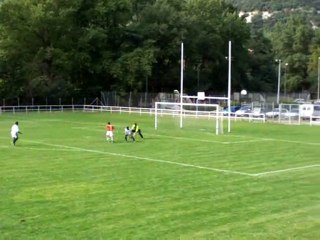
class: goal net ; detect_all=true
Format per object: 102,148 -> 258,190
154,102 -> 223,135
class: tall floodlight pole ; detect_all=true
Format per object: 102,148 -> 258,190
284,63 -> 288,97
180,42 -> 184,128
227,41 -> 232,133
276,59 -> 282,105
317,57 -> 320,101
145,76 -> 148,107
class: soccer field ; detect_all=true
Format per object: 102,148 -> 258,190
0,111 -> 319,239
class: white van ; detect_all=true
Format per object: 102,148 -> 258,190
299,104 -> 314,120
312,104 -> 320,121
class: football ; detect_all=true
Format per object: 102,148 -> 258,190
241,89 -> 247,95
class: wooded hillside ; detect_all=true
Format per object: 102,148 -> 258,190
0,0 -> 319,101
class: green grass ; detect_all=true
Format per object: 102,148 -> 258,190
0,111 -> 319,239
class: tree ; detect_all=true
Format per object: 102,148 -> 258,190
0,0 -> 79,99
307,29 -> 320,96
269,15 -> 315,92
129,0 -> 186,92
245,31 -> 276,92
0,0 -> 135,98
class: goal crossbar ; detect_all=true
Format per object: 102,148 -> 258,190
154,101 -> 221,107
182,96 -> 228,100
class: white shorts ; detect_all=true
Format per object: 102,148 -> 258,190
106,131 -> 113,138
11,132 -> 18,138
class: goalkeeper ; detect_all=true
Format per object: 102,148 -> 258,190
131,123 -> 143,139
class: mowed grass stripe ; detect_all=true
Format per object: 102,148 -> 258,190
63,125 -> 302,176
21,139 -> 255,176
59,123 -> 320,173
0,111 -> 319,239
1,114 -> 319,175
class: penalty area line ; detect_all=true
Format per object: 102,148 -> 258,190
71,128 -> 273,145
145,134 -> 272,145
3,139 -> 318,177
25,139 -> 254,177
253,164 -> 320,177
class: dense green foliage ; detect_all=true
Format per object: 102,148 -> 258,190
0,0 -> 320,101
0,112 -> 319,238
0,0 -> 251,99
231,0 -> 320,94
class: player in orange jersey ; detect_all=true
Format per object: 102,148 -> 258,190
105,122 -> 115,143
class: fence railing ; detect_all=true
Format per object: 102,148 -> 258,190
1,104 -> 319,126
0,105 -> 85,113
0,104 -> 156,115
0,104 -> 222,118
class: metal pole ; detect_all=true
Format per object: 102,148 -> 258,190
227,41 -> 232,133
284,63 -> 288,97
145,76 -> 148,107
180,42 -> 184,128
197,63 -> 201,92
276,59 -> 281,105
317,57 -> 320,100
155,103 -> 158,129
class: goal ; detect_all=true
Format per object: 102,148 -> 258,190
154,101 -> 224,135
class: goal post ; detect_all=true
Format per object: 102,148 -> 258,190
154,101 -> 223,135
178,41 -> 231,132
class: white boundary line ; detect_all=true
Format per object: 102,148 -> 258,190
19,139 -> 255,177
72,126 -> 320,146
5,118 -> 319,146
232,134 -> 320,146
252,164 -> 320,176
261,138 -> 320,146
72,127 -> 273,144
150,133 -> 274,144
0,144 -> 81,152
1,137 -> 319,177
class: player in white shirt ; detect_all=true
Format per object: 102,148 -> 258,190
11,121 -> 22,146
124,126 -> 135,142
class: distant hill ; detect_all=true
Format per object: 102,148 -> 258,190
226,0 -> 320,11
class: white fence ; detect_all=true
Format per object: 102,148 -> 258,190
0,105 -> 83,113
0,104 -> 224,119
0,104 -> 241,120
0,105 -> 155,115
1,104 -> 320,126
